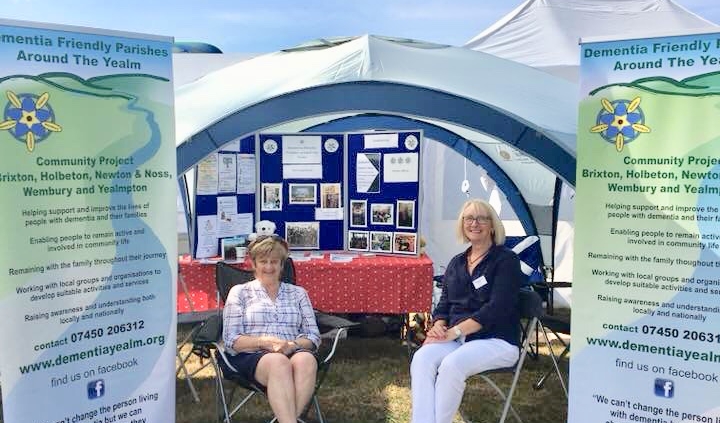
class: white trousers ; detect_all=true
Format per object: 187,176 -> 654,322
410,338 -> 519,423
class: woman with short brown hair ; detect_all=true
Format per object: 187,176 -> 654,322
222,235 -> 320,423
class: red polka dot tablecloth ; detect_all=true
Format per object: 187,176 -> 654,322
177,254 -> 433,314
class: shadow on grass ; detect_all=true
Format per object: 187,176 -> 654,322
0,331 -> 567,423
0,334 -> 567,423
176,334 -> 569,423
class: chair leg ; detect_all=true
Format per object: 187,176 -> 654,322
212,358 -> 233,423
524,322 -> 540,360
534,323 -> 569,397
533,345 -> 569,393
498,317 -> 539,423
176,350 -> 200,403
460,375 -> 522,423
212,358 -> 257,423
226,389 -> 257,421
313,394 -> 325,423
477,376 -> 523,423
187,360 -> 214,378
176,323 -> 204,402
533,345 -> 569,395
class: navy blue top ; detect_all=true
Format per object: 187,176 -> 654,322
433,245 -> 524,346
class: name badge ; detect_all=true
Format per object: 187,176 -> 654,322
472,276 -> 488,289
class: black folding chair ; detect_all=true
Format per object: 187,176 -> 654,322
176,267 -> 208,403
459,289 -> 545,423
186,263 -> 255,422
533,314 -> 570,397
529,281 -> 570,397
191,260 -> 355,423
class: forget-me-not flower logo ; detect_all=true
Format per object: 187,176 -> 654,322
590,97 -> 650,152
0,90 -> 62,152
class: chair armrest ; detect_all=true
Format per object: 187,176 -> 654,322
315,311 -> 358,330
213,342 -> 267,394
213,342 -> 240,373
320,327 -> 348,365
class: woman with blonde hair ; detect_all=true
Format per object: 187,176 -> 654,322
410,199 -> 525,423
222,235 -> 320,423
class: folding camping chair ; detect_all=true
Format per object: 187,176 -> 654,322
533,313 -> 570,397
520,276 -> 572,398
191,260 -> 355,423
176,267 -> 206,403
459,288 -> 544,423
176,263 -> 254,406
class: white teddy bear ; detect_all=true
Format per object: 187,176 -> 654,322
248,220 -> 277,242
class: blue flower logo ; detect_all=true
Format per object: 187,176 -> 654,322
590,97 -> 650,152
0,90 -> 62,152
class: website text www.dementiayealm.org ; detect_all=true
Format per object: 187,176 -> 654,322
18,335 -> 165,375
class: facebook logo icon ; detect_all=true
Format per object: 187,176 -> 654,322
654,378 -> 674,398
87,379 -> 105,399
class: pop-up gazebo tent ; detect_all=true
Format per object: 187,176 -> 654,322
174,34 -> 577,281
464,0 -> 718,291
465,0 -> 717,81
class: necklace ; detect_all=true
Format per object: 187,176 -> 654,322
468,247 -> 491,264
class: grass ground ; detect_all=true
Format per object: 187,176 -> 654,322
0,323 -> 569,423
175,324 -> 570,423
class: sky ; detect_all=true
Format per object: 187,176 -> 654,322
2,0 -> 720,53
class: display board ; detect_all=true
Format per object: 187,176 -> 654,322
192,135 -> 255,258
257,133 -> 345,251
346,131 -> 422,256
192,130 -> 423,256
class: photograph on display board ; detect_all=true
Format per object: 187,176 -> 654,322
396,199 -> 415,229
320,183 -> 341,208
261,183 -> 283,211
370,231 -> 393,253
393,232 -> 417,255
350,199 -> 367,227
348,230 -> 369,251
370,203 -> 394,225
221,235 -> 250,261
286,221 -> 320,249
289,183 -> 317,205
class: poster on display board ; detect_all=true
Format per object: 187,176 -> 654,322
192,135 -> 256,259
346,131 -> 422,256
0,19 -> 176,423
257,133 -> 345,251
570,29 -> 720,423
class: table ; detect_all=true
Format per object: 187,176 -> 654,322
177,254 -> 433,314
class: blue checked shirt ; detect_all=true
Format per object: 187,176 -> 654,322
223,279 -> 321,354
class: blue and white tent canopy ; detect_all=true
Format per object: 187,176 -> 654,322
174,34 -> 577,279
